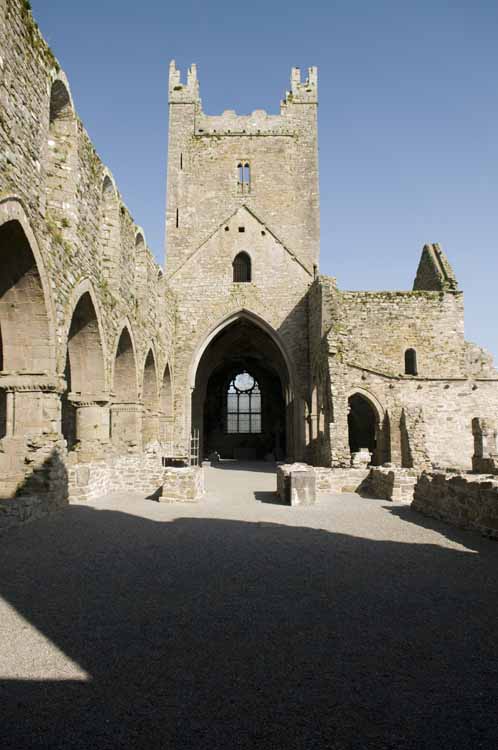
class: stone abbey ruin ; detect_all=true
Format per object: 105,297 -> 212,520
1,0 -> 498,534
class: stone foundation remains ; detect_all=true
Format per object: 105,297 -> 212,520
277,463 -> 317,506
158,466 -> 204,504
413,471 -> 498,539
68,457 -> 203,505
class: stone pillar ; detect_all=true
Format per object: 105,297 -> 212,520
143,410 -> 160,447
328,356 -> 350,467
110,401 -> 143,452
388,405 -> 403,467
69,395 -> 110,461
472,417 -> 498,474
0,374 -> 64,439
0,374 -> 66,498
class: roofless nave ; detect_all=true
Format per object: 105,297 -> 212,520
1,0 -> 498,534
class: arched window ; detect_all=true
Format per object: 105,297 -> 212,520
237,161 -> 251,193
227,372 -> 261,434
233,252 -> 251,282
405,348 -> 418,375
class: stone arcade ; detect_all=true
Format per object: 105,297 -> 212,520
1,0 -> 498,533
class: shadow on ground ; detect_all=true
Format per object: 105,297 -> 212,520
1,502 -> 498,749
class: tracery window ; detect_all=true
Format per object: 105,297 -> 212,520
227,371 -> 261,433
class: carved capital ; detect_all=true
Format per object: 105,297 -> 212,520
0,372 -> 66,394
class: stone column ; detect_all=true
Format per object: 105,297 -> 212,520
142,409 -> 160,447
69,394 -> 110,461
110,401 -> 143,452
388,405 -> 403,467
0,374 -> 65,498
0,373 -> 64,439
328,355 -> 350,467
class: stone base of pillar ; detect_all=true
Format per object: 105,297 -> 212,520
110,402 -> 143,452
143,412 -> 160,447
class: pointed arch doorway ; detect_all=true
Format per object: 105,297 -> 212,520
191,313 -> 295,462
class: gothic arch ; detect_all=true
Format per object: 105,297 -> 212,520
160,361 -> 174,444
110,321 -> 140,449
189,309 -> 301,461
160,361 -> 174,413
61,279 -> 108,384
99,171 -> 121,284
134,228 -> 147,298
142,347 -> 160,445
45,76 -> 79,226
347,387 -> 386,465
0,196 -> 56,373
61,283 -> 107,449
188,309 -> 297,398
346,386 -> 385,420
111,320 -> 139,400
141,345 -> 159,401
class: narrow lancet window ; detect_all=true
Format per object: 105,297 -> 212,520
237,161 -> 251,193
227,372 -> 261,434
405,348 -> 417,375
233,252 -> 251,282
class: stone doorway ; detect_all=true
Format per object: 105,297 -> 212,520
348,393 -> 378,463
191,316 -> 292,462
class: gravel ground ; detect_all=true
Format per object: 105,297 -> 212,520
1,461 -> 497,749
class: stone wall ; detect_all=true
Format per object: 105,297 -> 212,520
413,471 -> 498,539
308,274 -> 498,471
363,466 -> 417,504
0,0 -> 176,510
314,467 -> 369,494
69,455 -> 204,504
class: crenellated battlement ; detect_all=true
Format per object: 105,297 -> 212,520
286,66 -> 318,104
169,60 -> 200,103
166,60 -> 320,274
169,61 -> 317,130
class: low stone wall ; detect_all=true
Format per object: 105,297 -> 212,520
0,440 -> 68,533
68,454 -> 166,502
313,465 -> 416,502
69,454 -> 204,504
364,466 -> 418,504
413,471 -> 498,538
314,467 -> 369,494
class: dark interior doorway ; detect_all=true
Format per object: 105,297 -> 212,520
348,393 -> 378,460
192,317 -> 290,461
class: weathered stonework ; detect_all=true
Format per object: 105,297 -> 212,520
1,0 -> 498,532
413,471 -> 498,538
159,466 -> 204,503
277,463 -> 316,506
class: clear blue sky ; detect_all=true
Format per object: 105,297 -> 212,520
31,0 -> 498,361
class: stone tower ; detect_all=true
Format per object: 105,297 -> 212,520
165,61 -> 320,275
165,63 -> 320,461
